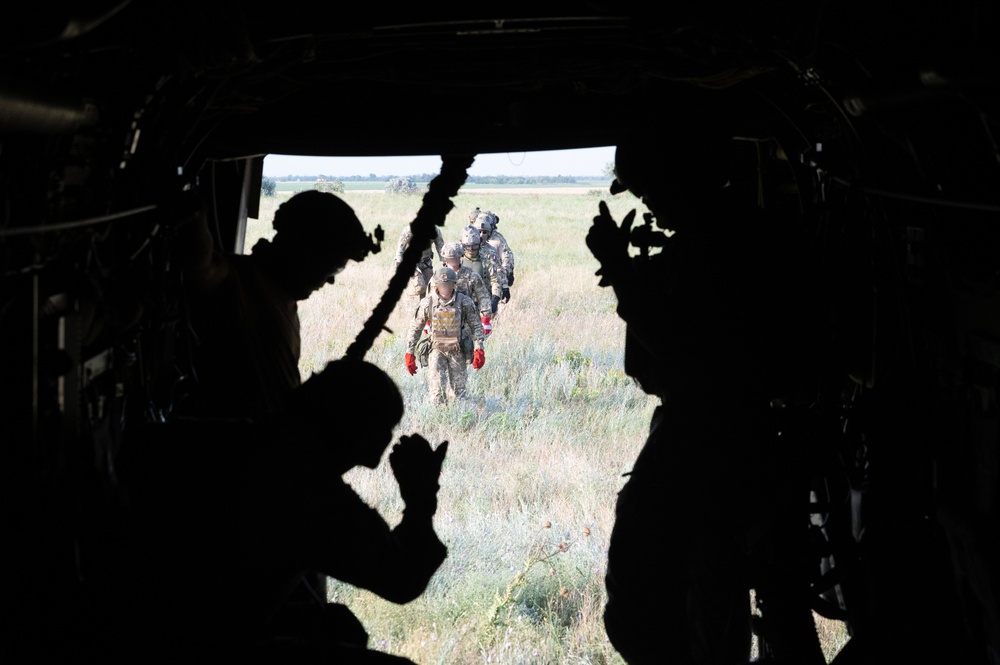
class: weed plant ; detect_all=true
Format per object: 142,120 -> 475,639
249,188 -> 848,663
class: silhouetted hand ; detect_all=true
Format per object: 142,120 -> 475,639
587,201 -> 637,287
389,435 -> 448,509
501,287 -> 510,303
472,349 -> 485,370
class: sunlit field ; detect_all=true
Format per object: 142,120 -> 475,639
247,186 -> 848,664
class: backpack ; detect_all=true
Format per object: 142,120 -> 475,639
415,334 -> 432,368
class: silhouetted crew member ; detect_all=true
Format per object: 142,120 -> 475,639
91,358 -> 448,663
589,121 -> 823,665
175,189 -> 379,419
405,266 -> 485,404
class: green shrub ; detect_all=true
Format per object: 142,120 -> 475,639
315,178 -> 346,194
260,176 -> 277,197
385,177 -> 420,195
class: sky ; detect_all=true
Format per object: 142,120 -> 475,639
262,146 -> 616,178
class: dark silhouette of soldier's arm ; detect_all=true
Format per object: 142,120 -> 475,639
303,435 -> 448,604
91,359 -> 447,662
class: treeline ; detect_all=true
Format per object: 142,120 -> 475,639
270,174 -> 601,184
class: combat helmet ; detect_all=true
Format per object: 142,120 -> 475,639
460,225 -> 481,247
434,266 -> 458,284
473,211 -> 496,235
468,207 -> 482,223
271,190 -> 376,263
442,242 -> 464,260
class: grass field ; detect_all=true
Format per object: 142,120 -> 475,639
272,180 -> 611,193
247,186 -> 849,664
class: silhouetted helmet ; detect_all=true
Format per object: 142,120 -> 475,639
468,207 -> 481,223
461,225 -> 481,247
442,242 -> 464,260
473,212 -> 496,234
293,358 -> 404,462
610,102 -> 734,206
434,266 -> 458,284
272,190 -> 375,263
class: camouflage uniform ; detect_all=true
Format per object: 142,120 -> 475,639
437,243 -> 493,317
453,266 -> 492,317
407,288 -> 484,404
475,211 -> 515,279
395,225 -> 445,299
459,225 -> 506,298
489,229 -> 514,276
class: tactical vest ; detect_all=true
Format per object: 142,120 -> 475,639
431,297 -> 461,352
463,255 -> 486,283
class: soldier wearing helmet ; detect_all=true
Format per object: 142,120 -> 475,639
395,224 -> 445,301
459,225 -> 506,314
174,189 -> 381,419
435,242 -> 494,336
171,188 -> 383,611
473,210 -> 515,295
405,266 -> 486,405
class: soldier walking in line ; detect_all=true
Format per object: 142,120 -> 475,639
473,210 -> 515,291
395,224 -> 445,302
173,189 -> 379,419
459,225 -> 506,315
405,267 -> 486,405
439,242 -> 494,337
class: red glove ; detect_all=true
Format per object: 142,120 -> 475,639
472,349 -> 485,370
481,316 -> 492,336
405,353 -> 418,376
